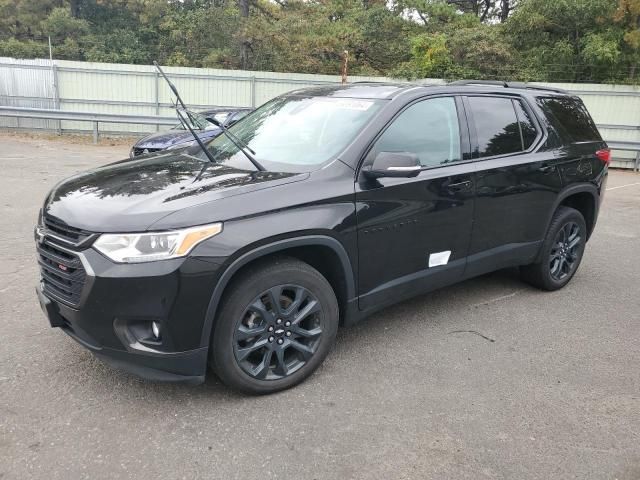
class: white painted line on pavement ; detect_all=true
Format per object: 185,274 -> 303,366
606,182 -> 640,191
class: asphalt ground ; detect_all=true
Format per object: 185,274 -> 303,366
1,132 -> 639,480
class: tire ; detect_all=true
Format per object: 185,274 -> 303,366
521,206 -> 587,291
210,256 -> 339,394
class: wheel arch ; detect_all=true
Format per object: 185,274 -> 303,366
199,235 -> 356,348
535,183 -> 599,262
554,184 -> 599,238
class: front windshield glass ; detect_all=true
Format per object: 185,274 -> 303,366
212,112 -> 230,124
193,96 -> 383,172
174,111 -> 214,131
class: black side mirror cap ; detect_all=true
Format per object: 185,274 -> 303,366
363,151 -> 422,179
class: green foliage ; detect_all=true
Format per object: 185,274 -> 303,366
82,30 -> 153,64
613,0 -> 640,78
582,32 -> 621,65
0,0 -> 637,83
401,32 -> 451,78
504,0 -> 630,81
0,38 -> 48,58
41,7 -> 89,41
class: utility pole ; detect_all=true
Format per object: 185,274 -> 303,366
48,36 -> 62,135
341,50 -> 349,84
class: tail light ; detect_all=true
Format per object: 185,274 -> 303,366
595,148 -> 611,165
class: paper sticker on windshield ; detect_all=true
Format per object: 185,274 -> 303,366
331,99 -> 374,111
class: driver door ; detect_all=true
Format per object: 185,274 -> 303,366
355,96 -> 475,311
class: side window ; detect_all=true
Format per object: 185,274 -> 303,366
468,96 -> 522,157
513,100 -> 537,149
369,97 -> 461,168
536,97 -> 602,143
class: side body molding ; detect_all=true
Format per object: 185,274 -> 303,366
199,235 -> 356,347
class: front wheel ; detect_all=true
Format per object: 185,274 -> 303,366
210,257 -> 339,394
521,206 -> 587,291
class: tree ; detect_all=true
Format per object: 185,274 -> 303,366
505,0 -> 621,82
614,0 -> 640,78
41,7 -> 89,42
0,0 -> 636,84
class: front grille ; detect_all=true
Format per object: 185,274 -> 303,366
44,215 -> 90,245
37,237 -> 86,307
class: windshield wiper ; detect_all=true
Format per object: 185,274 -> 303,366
153,61 -> 217,164
210,115 -> 265,172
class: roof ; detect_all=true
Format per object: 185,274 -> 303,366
284,80 -> 571,100
285,83 -> 414,100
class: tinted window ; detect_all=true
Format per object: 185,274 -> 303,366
468,96 -> 521,157
513,100 -> 537,149
537,97 -> 601,142
369,97 -> 461,168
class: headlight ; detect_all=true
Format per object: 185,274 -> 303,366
93,223 -> 222,263
166,140 -> 195,150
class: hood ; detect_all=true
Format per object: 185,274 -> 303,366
44,151 -> 307,232
134,128 -> 221,149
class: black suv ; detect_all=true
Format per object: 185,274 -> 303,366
35,81 -> 608,394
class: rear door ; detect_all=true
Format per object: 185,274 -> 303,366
464,95 -> 563,276
355,96 -> 475,311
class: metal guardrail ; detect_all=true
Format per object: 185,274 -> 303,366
607,141 -> 640,171
0,106 -> 639,171
0,106 -> 178,143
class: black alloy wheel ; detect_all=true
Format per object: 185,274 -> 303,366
548,221 -> 582,281
211,257 -> 338,394
520,206 -> 587,291
233,285 -> 323,380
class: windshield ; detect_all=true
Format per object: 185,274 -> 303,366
190,96 -> 383,172
211,112 -> 231,124
174,111 -> 216,131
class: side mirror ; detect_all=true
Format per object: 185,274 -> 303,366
363,152 -> 421,179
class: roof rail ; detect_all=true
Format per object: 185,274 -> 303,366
448,79 -> 567,94
506,82 -> 568,94
449,80 -> 509,88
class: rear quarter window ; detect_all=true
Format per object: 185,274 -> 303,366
536,97 -> 602,143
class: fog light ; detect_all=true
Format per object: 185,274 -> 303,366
151,321 -> 161,339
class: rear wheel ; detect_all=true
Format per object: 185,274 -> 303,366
521,206 -> 587,291
210,257 -> 339,394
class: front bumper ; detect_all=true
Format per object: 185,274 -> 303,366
36,244 -> 223,384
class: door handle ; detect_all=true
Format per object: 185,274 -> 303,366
538,165 -> 556,174
446,180 -> 473,192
